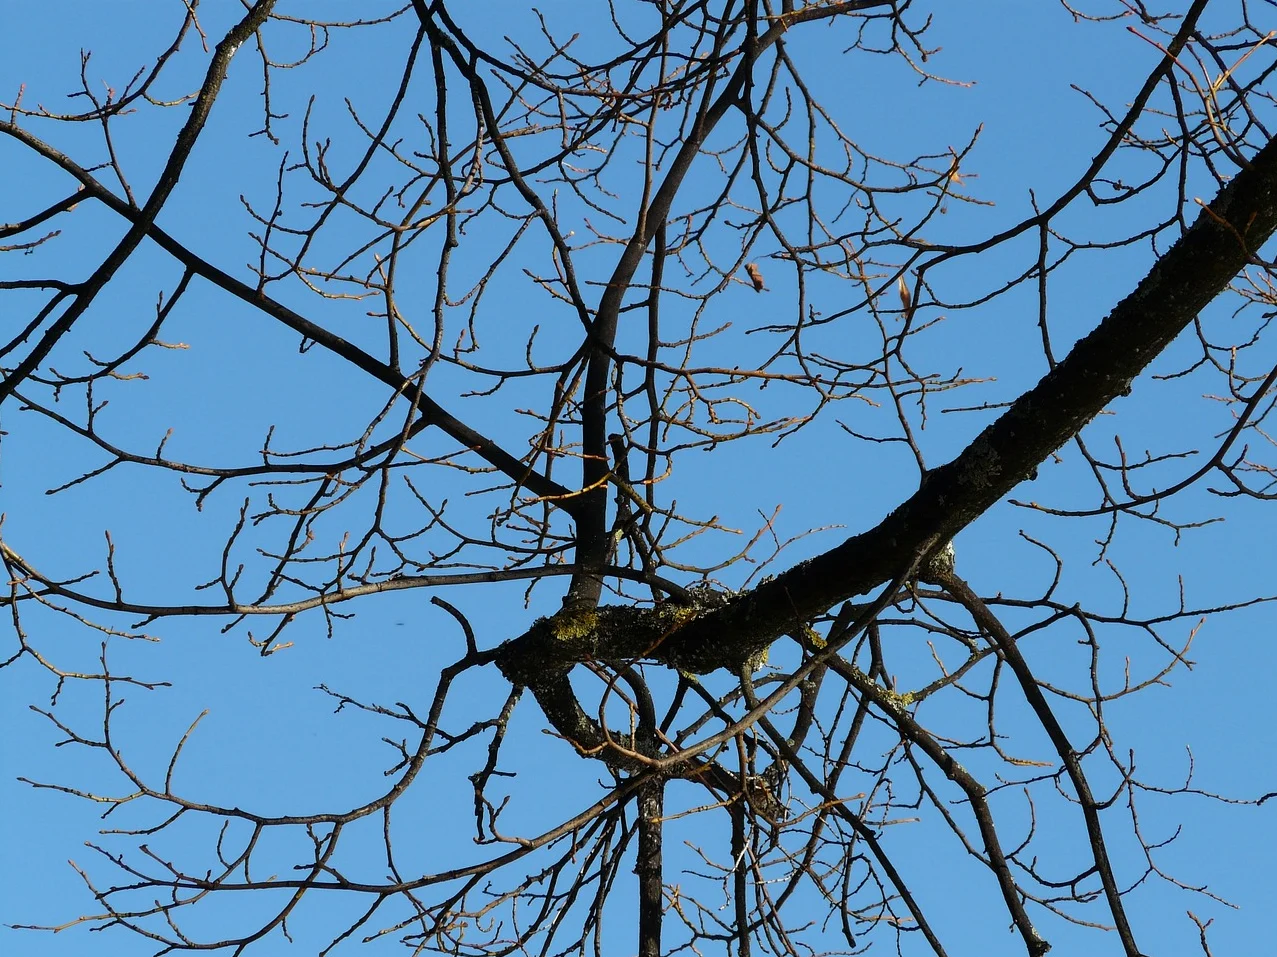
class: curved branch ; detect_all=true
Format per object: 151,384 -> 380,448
936,570 -> 1139,957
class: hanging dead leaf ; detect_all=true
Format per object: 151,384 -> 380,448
746,262 -> 766,292
897,275 -> 912,315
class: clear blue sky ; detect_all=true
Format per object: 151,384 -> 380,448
2,3 -> 1274,955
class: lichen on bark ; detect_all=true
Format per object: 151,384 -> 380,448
496,587 -> 769,689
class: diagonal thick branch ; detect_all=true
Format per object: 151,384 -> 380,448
495,132 -> 1277,703
0,121 -> 580,515
655,133 -> 1277,672
0,0 -> 278,404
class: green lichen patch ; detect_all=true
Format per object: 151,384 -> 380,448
548,608 -> 599,641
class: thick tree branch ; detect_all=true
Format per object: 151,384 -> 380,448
658,133 -> 1277,670
636,781 -> 664,957
492,133 -> 1277,708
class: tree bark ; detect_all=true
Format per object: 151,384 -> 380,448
636,782 -> 665,957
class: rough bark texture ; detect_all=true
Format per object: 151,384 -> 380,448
636,782 -> 664,957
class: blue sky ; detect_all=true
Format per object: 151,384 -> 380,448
3,3 -> 1275,956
